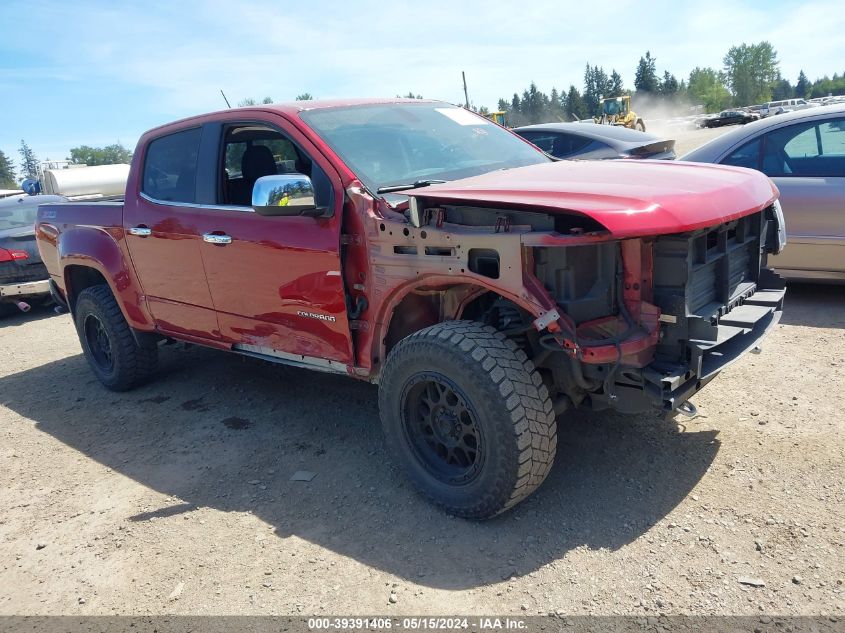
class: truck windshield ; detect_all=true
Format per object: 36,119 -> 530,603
300,103 -> 549,195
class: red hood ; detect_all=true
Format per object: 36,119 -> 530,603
410,160 -> 778,238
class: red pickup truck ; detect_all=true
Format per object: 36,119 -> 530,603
37,99 -> 786,518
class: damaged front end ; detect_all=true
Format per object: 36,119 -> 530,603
529,205 -> 785,414
391,194 -> 785,416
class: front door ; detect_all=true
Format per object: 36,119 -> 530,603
123,126 -> 220,339
764,117 -> 845,275
196,119 -> 353,364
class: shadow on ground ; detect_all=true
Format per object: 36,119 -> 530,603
0,302 -> 58,328
1,341 -> 718,590
781,282 -> 845,329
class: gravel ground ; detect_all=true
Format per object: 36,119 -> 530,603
664,125 -> 728,157
1,283 -> 842,617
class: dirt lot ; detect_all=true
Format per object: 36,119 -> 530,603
1,126 -> 843,617
654,123 -> 729,157
1,282 -> 842,617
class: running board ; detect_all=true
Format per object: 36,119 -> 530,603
232,343 -> 350,376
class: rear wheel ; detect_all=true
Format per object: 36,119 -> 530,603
635,120 -> 646,132
74,285 -> 158,391
379,320 -> 557,519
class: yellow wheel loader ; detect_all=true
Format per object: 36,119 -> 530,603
596,96 -> 645,132
486,111 -> 508,127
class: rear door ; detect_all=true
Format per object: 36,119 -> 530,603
123,127 -> 221,338
196,117 -> 353,364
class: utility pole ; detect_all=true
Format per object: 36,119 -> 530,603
462,71 -> 470,109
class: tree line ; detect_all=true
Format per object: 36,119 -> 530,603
494,42 -> 845,126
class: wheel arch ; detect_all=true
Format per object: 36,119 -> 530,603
57,226 -> 154,329
63,264 -> 110,314
372,275 -> 544,377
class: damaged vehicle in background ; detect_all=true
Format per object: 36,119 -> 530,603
514,122 -> 675,160
37,99 -> 785,519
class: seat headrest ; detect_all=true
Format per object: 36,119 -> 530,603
242,145 -> 277,183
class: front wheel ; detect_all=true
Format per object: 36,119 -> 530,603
378,321 -> 557,519
74,285 -> 158,391
635,120 -> 646,132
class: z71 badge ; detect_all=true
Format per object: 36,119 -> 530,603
297,310 -> 337,322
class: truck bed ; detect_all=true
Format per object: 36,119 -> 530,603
36,200 -> 126,293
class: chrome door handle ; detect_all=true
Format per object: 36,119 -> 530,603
203,233 -> 232,245
128,226 -> 151,237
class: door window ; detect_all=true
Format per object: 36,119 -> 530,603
553,133 -> 593,156
219,126 -> 313,206
518,131 -> 592,158
783,126 -> 820,159
761,117 -> 845,177
142,128 -> 202,203
517,132 -> 556,154
722,138 -> 761,170
819,120 -> 845,155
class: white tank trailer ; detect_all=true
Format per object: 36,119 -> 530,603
41,164 -> 130,198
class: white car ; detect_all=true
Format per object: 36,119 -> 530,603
760,98 -> 817,117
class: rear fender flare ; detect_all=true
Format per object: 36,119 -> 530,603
58,226 -> 154,329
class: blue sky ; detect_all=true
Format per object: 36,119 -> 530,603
1,0 -> 843,175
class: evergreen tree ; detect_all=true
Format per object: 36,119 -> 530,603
522,82 -> 545,124
564,85 -> 587,120
0,149 -> 17,189
509,93 -> 524,125
19,140 -> 38,181
771,76 -> 794,100
549,87 -> 562,121
610,70 -> 624,95
660,71 -> 679,95
795,70 -> 809,98
634,51 -> 659,93
583,65 -> 612,116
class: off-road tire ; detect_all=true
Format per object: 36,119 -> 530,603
635,120 -> 646,132
74,284 -> 158,391
378,320 -> 557,519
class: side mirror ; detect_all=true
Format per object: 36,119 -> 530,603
252,174 -> 324,217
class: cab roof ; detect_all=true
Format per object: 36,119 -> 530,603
143,98 -> 447,135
